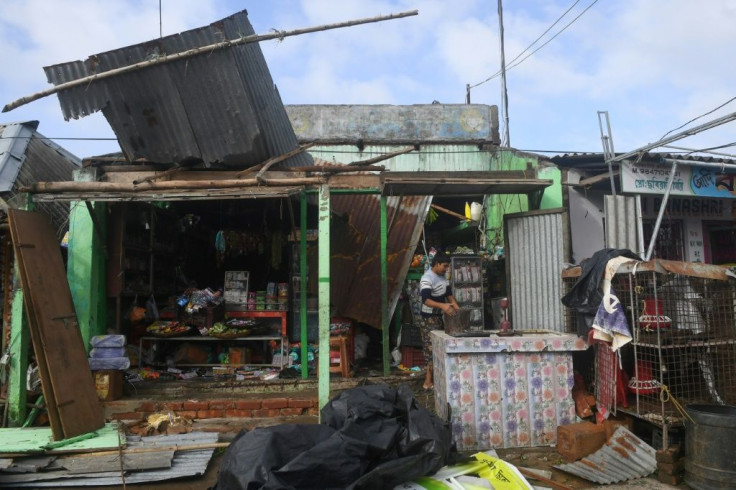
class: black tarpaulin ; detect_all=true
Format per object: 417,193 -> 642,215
214,383 -> 454,489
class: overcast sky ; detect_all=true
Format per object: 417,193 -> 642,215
1,0 -> 734,160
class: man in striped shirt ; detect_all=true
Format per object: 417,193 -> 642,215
418,254 -> 459,390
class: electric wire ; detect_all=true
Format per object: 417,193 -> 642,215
470,0 -> 599,90
659,96 -> 736,141
470,0 -> 582,90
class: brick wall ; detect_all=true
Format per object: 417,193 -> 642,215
106,396 -> 320,421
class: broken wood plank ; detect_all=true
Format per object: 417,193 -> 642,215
48,450 -> 174,474
0,456 -> 55,473
7,210 -> 104,440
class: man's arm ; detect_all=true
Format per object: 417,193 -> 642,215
425,297 -> 457,315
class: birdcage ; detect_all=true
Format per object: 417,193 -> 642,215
562,259 -> 736,442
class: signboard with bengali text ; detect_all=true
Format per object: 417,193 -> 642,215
621,161 -> 736,198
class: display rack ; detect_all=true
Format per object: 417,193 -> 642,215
139,310 -> 289,369
450,255 -> 485,333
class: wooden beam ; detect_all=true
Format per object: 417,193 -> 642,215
575,170 -> 620,187
254,143 -> 316,182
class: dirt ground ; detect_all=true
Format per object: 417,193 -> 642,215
72,439 -> 684,490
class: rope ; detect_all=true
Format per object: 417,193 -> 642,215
660,384 -> 695,425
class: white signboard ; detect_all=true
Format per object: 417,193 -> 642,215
621,161 -> 736,198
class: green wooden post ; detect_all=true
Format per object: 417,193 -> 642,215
67,169 -> 107,349
317,185 -> 331,412
7,281 -> 29,426
300,191 -> 308,379
381,195 -> 390,375
6,194 -> 34,426
67,200 -> 107,349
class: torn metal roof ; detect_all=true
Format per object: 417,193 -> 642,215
43,10 -> 312,169
554,426 -> 657,484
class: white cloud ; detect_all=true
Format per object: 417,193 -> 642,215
0,0 -> 734,157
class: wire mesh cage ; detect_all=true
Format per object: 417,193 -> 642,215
563,260 -> 736,428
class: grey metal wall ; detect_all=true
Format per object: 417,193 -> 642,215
505,209 -> 568,332
604,195 -> 641,256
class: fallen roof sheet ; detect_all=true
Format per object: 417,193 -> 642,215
44,10 -> 312,169
0,432 -> 218,487
554,426 -> 657,484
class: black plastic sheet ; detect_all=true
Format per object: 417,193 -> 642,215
214,383 -> 454,489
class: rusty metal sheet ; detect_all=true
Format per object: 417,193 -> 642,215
554,426 -> 657,484
330,194 -> 429,329
44,10 -> 311,169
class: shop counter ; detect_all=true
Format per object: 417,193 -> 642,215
431,330 -> 588,451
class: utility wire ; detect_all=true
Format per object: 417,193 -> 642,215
659,96 -> 736,141
470,0 -> 597,90
470,0 -> 581,90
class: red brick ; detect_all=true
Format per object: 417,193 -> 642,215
657,471 -> 684,486
163,402 -> 184,411
288,398 -> 316,409
236,399 -> 262,410
183,401 -> 209,411
657,460 -> 684,475
137,401 -> 158,412
262,398 -> 289,409
252,408 -> 281,417
557,422 -> 607,462
209,400 -> 235,410
656,445 -> 683,463
280,408 -> 304,416
226,409 -> 252,418
178,410 -> 198,419
197,409 -> 225,419
306,408 -> 320,416
111,412 -> 143,420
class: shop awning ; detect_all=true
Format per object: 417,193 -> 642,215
26,170 -> 552,202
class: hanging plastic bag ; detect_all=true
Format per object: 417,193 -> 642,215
128,295 -> 146,323
145,294 -> 159,322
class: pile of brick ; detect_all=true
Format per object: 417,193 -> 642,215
655,444 -> 684,486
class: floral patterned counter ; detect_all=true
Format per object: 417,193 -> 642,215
431,330 -> 588,451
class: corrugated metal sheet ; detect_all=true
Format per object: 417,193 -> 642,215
0,122 -> 80,237
331,194 -> 430,329
0,121 -> 36,192
44,10 -> 312,169
554,426 -> 657,484
604,195 -> 640,254
505,209 -> 568,332
4,432 -> 218,487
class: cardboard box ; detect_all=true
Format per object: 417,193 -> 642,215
94,370 -> 123,401
557,422 -> 607,462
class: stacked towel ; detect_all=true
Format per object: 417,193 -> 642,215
88,335 -> 130,370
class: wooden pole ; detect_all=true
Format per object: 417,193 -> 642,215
3,10 -> 419,113
22,176 -> 326,193
430,203 -> 468,221
347,146 -> 415,166
253,143 -> 315,181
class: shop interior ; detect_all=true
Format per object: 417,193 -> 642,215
105,194 -> 507,381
